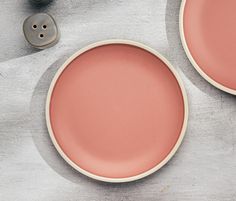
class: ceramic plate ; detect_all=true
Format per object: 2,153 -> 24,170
180,0 -> 236,95
46,40 -> 188,182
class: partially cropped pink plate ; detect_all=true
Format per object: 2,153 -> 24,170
180,0 -> 236,95
46,40 -> 188,182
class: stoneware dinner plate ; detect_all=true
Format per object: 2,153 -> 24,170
180,0 -> 236,95
46,40 -> 188,183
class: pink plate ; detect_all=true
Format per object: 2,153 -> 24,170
181,0 -> 236,95
46,40 -> 188,182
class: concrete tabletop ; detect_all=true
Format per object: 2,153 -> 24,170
0,0 -> 235,200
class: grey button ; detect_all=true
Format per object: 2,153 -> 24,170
23,13 -> 60,49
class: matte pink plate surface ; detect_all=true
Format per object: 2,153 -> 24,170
47,43 -> 186,180
182,0 -> 236,93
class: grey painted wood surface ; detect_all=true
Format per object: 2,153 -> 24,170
0,0 -> 236,200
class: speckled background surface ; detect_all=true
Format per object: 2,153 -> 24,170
0,0 -> 236,200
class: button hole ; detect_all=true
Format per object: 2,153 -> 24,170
39,34 -> 44,38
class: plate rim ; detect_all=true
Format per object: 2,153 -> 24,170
45,39 -> 189,183
179,0 -> 236,95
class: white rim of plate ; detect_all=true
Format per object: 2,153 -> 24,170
180,0 -> 236,95
45,39 -> 189,183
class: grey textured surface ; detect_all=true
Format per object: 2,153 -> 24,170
0,0 -> 236,200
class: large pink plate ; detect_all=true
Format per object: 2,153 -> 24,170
46,40 -> 188,182
180,0 -> 236,95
